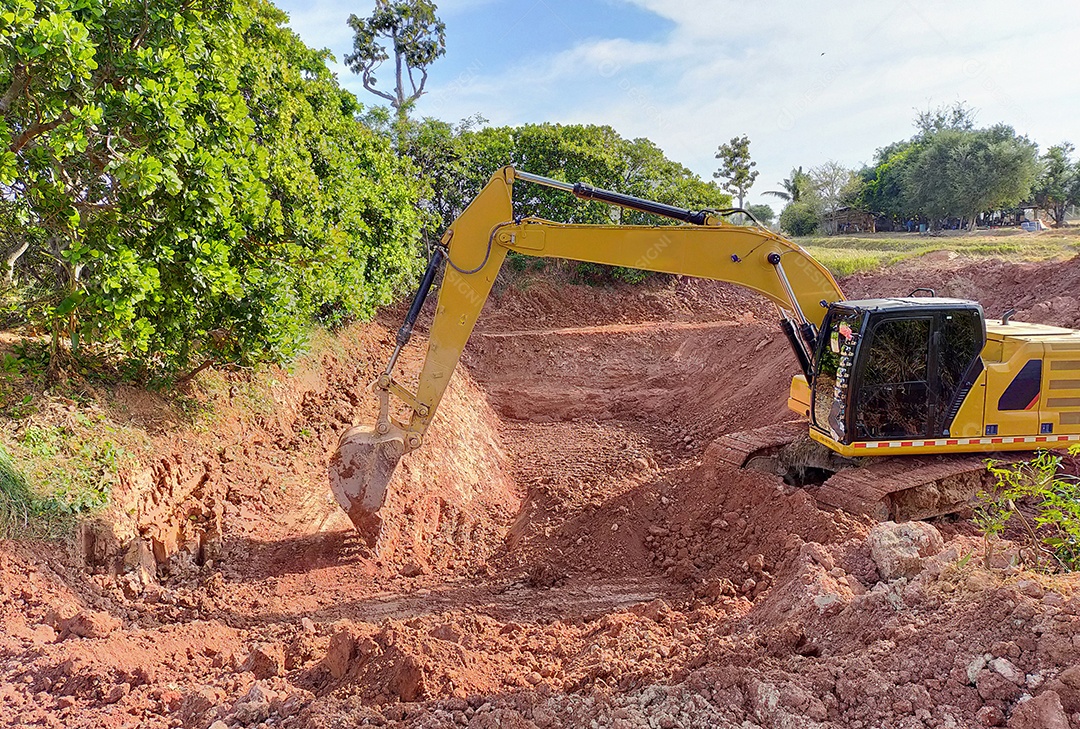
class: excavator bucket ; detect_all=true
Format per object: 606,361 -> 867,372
329,426 -> 406,546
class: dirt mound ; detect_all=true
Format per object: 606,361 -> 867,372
4,258 -> 1080,728
844,252 -> 1080,327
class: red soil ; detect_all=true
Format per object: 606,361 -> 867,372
2,256 -> 1080,729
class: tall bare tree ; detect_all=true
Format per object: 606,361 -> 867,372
346,1 -> 446,123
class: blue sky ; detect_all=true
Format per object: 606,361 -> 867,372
275,0 -> 1080,209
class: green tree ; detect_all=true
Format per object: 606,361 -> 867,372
914,101 -> 977,137
763,166 -> 810,204
857,141 -> 918,223
394,121 -> 732,283
905,124 -> 1039,230
345,0 -> 446,125
779,201 -> 819,236
713,135 -> 758,209
747,203 -> 774,226
1032,143 -> 1080,227
1,0 -> 423,375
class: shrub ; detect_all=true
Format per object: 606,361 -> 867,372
779,201 -> 820,236
973,445 -> 1080,572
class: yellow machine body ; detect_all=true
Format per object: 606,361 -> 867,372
802,320 -> 1080,456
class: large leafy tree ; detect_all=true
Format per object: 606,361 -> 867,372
345,0 -> 446,124
1032,143 -> 1080,227
391,119 -> 732,282
1,0 -> 422,375
713,134 -> 758,209
905,124 -> 1038,230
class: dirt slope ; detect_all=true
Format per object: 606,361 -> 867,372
2,258 -> 1080,729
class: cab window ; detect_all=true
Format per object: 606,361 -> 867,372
855,317 -> 932,439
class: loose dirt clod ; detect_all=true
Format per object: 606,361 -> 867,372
2,262 -> 1080,728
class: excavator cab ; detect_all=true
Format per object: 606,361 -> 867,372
811,299 -> 986,446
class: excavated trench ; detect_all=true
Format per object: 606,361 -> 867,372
4,261 -> 1080,729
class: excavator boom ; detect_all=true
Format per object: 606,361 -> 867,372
330,166 -> 1080,538
330,166 -> 843,541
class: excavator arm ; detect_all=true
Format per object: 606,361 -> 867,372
330,166 -> 844,540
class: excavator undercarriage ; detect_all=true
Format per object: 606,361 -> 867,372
711,422 -> 1016,522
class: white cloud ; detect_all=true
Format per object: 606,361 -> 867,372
414,0 -> 1080,206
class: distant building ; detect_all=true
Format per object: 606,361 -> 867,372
821,207 -> 876,235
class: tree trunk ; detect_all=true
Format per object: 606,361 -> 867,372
4,239 -> 29,284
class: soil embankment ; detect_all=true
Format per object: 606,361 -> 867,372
2,256 -> 1080,729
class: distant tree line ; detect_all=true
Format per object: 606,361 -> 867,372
772,103 -> 1080,236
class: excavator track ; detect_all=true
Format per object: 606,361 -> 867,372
711,423 -> 1020,522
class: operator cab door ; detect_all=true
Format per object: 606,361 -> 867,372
853,317 -> 933,440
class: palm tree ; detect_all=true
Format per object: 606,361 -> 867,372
763,167 -> 810,203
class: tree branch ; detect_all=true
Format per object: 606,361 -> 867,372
0,65 -> 29,114
10,111 -> 73,154
362,74 -> 396,103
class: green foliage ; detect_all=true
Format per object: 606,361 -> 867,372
393,119 -> 731,284
857,143 -> 917,221
973,446 -> 1080,572
763,166 -> 810,204
746,203 -> 774,226
713,134 -> 758,208
1032,143 -> 1080,227
345,0 -> 445,121
0,441 -> 75,539
1,0 -> 423,376
905,124 -> 1039,228
779,200 -> 820,236
854,104 -> 1039,230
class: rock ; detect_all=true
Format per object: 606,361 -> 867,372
104,682 -> 130,704
232,682 -> 272,724
271,687 -> 315,718
208,722 -> 229,729
867,521 -> 944,580
976,669 -> 1022,703
976,705 -> 1005,726
180,686 -> 222,726
400,561 -> 428,577
967,655 -> 988,685
241,642 -> 285,679
324,629 -> 357,679
1007,690 -> 1070,729
747,554 -> 766,574
1015,579 -> 1045,599
62,610 -> 121,639
990,657 -> 1024,686
1042,665 -> 1080,713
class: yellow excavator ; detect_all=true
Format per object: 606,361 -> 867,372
330,166 -> 1080,540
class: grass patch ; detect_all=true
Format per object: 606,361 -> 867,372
0,444 -> 74,539
795,230 -> 1080,277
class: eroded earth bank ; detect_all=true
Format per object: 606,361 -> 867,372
3,254 -> 1080,729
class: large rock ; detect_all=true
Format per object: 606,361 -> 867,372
867,521 -> 944,580
1042,665 -> 1080,713
1007,690 -> 1070,729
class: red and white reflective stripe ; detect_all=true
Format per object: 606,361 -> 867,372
852,434 -> 1080,449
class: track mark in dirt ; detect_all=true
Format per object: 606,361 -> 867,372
475,319 -> 744,339
317,576 -> 669,625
